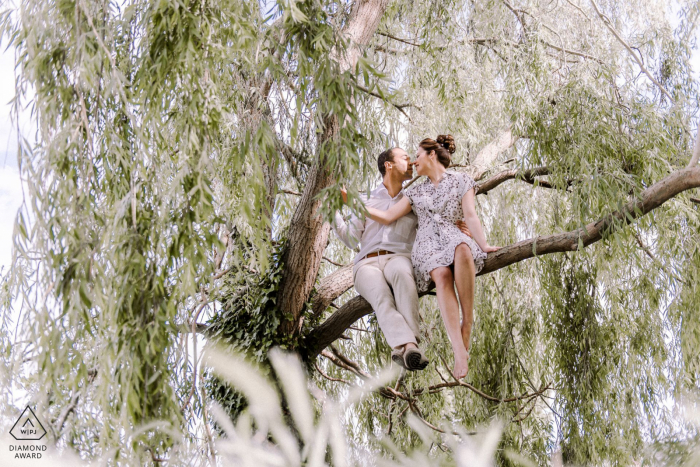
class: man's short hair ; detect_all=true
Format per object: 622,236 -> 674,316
377,148 -> 397,177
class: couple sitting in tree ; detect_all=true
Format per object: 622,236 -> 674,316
333,135 -> 499,379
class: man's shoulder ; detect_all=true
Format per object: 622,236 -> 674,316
365,184 -> 389,203
369,183 -> 388,196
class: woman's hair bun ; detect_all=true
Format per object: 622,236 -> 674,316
437,134 -> 456,154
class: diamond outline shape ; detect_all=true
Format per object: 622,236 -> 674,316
10,406 -> 47,441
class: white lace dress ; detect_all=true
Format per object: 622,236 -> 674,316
404,171 -> 487,293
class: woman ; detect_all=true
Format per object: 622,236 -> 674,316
362,135 -> 499,378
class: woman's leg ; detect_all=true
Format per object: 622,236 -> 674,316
453,243 -> 476,353
430,266 -> 469,378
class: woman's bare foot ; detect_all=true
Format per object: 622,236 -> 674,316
452,347 -> 469,379
461,325 -> 472,354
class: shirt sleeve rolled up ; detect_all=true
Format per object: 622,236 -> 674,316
332,210 -> 364,250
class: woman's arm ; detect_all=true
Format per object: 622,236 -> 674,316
366,197 -> 412,225
461,189 -> 500,253
340,187 -> 412,225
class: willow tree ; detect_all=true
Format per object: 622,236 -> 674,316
2,0 -> 700,463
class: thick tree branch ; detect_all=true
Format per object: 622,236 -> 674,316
311,264 -> 354,317
304,166 -> 700,356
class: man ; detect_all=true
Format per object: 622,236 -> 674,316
333,147 -> 471,371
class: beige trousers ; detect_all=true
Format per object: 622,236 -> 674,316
353,254 -> 420,349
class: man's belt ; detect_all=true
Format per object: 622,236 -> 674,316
360,250 -> 395,261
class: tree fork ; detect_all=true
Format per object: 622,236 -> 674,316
303,165 -> 700,357
277,0 -> 392,336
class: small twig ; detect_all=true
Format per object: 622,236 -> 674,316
56,368 -> 98,437
690,197 -> 700,204
539,38 -> 604,64
212,267 -> 232,280
322,256 -> 346,267
633,233 -> 656,262
407,400 -> 478,436
355,85 -> 416,121
200,373 -> 217,464
377,31 -> 422,47
214,226 -> 229,271
397,404 -> 410,420
183,297 -> 209,413
633,232 -> 687,285
56,393 -> 80,435
512,397 -> 538,423
314,362 -> 350,385
371,44 -> 400,55
145,447 -> 168,463
502,0 -> 528,33
321,349 -> 368,379
330,344 -> 364,373
564,0 -> 592,21
589,0 -> 674,103
281,189 -> 301,196
436,354 -> 551,403
386,376 -> 404,434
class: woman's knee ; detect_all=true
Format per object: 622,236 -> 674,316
430,267 -> 453,284
455,243 -> 474,262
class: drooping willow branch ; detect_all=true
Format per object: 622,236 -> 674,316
589,0 -> 674,103
355,84 -> 416,121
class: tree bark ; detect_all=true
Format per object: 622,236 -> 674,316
303,165 -> 700,357
277,0 -> 391,335
311,264 -> 354,318
466,127 -> 516,181
688,122 -> 700,168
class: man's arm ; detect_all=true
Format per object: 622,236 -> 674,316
332,211 -> 364,250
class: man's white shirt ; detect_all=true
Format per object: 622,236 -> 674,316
332,183 -> 417,264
